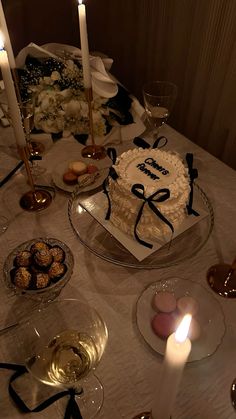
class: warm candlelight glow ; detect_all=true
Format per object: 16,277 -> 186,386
0,33 -> 4,49
151,313 -> 192,419
0,32 -> 26,147
175,314 -> 192,343
78,0 -> 82,4
0,0 -> 16,68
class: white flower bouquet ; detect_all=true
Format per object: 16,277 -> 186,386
17,46 -> 134,142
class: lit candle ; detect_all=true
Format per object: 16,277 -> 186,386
0,0 -> 16,68
78,0 -> 92,89
151,314 -> 192,419
0,34 -> 26,147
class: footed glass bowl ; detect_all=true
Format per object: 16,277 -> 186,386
3,237 -> 74,301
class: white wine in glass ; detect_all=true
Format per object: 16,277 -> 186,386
17,299 -> 108,419
143,81 -> 178,141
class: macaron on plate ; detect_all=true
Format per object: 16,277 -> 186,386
136,277 -> 226,362
52,158 -> 110,193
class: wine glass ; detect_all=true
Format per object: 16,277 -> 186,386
17,299 -> 108,418
142,81 -> 178,142
207,256 -> 236,298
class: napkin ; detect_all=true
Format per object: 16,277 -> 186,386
15,42 -> 118,99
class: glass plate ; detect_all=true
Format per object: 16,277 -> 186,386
136,278 -> 226,362
68,184 -> 214,269
3,237 -> 74,301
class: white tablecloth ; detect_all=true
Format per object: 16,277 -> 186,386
0,123 -> 236,419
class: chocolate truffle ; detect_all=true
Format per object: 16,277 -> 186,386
34,249 -> 53,268
48,262 -> 66,281
33,272 -> 50,289
30,241 -> 49,254
14,267 -> 31,289
14,250 -> 32,267
49,246 -> 65,263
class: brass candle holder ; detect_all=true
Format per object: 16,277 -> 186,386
19,146 -> 52,211
10,68 -> 52,211
133,412 -> 152,419
81,87 -> 107,160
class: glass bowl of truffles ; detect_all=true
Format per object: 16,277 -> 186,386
3,238 -> 74,301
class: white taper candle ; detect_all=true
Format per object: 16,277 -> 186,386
0,36 -> 26,147
151,314 -> 192,419
78,0 -> 92,89
0,0 -> 16,68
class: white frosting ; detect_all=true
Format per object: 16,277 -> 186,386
108,148 -> 190,241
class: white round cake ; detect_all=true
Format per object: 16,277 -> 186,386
107,148 -> 190,243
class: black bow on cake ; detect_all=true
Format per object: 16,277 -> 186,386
185,153 -> 199,216
133,136 -> 168,149
0,363 -> 83,419
103,147 -> 119,220
131,184 -> 174,249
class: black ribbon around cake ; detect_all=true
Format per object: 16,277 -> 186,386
133,136 -> 168,150
185,153 -> 199,216
131,184 -> 174,249
0,363 -> 83,419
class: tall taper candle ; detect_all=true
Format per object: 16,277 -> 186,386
0,36 -> 26,147
0,0 -> 16,68
78,0 -> 92,88
151,314 -> 192,419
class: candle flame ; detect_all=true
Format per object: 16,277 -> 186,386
0,32 -> 5,50
175,314 -> 192,343
78,0 -> 83,4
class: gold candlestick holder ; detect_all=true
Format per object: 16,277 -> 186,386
81,87 -> 107,160
19,146 -> 52,211
133,412 -> 152,419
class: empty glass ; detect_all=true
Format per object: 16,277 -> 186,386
143,81 -> 178,141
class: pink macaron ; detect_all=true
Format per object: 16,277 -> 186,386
151,312 -> 178,340
152,291 -> 177,313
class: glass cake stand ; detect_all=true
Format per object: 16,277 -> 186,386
68,184 -> 214,269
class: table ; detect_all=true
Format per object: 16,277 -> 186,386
0,122 -> 236,419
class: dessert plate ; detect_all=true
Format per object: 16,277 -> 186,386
52,160 -> 110,193
136,277 -> 226,362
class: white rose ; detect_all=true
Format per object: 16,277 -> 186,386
51,71 -> 61,81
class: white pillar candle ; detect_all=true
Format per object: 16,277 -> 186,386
0,0 -> 16,68
0,37 -> 26,147
151,314 -> 192,419
78,0 -> 92,89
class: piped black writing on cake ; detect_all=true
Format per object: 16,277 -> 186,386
136,158 -> 169,180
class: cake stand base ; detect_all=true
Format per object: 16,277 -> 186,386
81,144 -> 107,160
30,141 -> 45,156
19,189 -> 52,211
